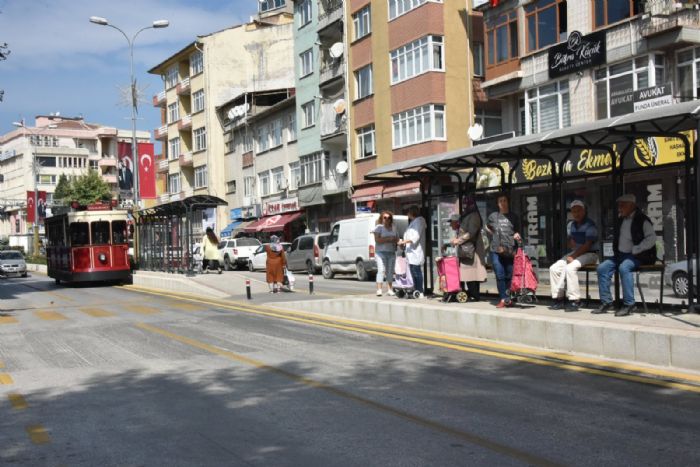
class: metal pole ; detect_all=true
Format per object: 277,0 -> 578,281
32,144 -> 39,256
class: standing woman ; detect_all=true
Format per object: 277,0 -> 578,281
373,211 -> 398,296
451,196 -> 487,301
485,192 -> 521,307
201,227 -> 222,274
265,235 -> 287,293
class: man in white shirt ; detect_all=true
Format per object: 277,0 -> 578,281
398,205 -> 426,297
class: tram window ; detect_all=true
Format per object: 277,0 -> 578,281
91,221 -> 111,245
70,223 -> 90,246
112,221 -> 127,244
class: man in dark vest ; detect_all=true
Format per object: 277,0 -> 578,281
594,194 -> 657,317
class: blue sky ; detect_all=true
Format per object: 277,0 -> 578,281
0,0 -> 257,149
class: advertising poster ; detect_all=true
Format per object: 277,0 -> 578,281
26,190 -> 47,223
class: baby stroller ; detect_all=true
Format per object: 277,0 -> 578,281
436,256 -> 468,303
509,246 -> 539,304
393,254 -> 421,299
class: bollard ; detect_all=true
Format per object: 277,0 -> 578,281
308,274 -> 314,295
246,279 -> 251,300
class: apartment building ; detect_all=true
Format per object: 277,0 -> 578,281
347,0 -> 474,213
0,115 -> 149,242
149,2 -> 294,235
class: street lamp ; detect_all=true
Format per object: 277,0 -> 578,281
89,16 -> 169,208
12,121 -> 57,256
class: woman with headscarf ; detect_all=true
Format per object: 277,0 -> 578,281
265,235 -> 287,293
451,195 -> 487,301
201,227 -> 222,274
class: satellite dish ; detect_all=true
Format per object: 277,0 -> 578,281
332,99 -> 346,114
335,161 -> 348,175
467,123 -> 484,141
329,42 -> 344,59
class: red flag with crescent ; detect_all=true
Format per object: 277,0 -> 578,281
26,190 -> 46,223
137,142 -> 156,199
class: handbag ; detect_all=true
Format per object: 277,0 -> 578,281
457,241 -> 476,260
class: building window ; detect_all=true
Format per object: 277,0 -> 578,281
244,176 -> 255,197
677,46 -> 700,102
525,80 -> 570,134
271,119 -> 283,148
300,48 -> 314,77
473,42 -> 484,77
390,35 -> 444,84
190,51 -> 203,75
388,0 -> 442,20
474,108 -> 503,137
259,171 -> 270,196
36,174 -> 57,185
243,131 -> 254,153
169,137 -> 181,160
486,11 -> 519,67
167,102 -> 179,123
257,125 -> 270,153
525,0 -> 567,53
353,5 -> 371,40
301,101 -> 315,128
355,65 -> 373,99
392,104 -> 445,149
593,0 -> 643,29
289,162 -> 300,190
288,113 -> 297,142
299,0 -> 312,27
227,180 -> 237,193
225,132 -> 235,154
594,55 -> 663,119
164,66 -> 178,89
260,0 -> 285,13
300,152 -> 323,185
169,173 -> 181,193
192,90 -> 205,113
356,125 -> 376,159
194,166 -> 207,188
272,166 -> 285,192
194,127 -> 207,151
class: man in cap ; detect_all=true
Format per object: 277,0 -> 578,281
549,199 -> 599,311
595,193 -> 657,317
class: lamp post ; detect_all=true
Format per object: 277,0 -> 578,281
89,16 -> 169,209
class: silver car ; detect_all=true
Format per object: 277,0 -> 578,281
0,250 -> 28,278
664,258 -> 697,298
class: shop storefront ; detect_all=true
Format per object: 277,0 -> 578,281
243,196 -> 306,242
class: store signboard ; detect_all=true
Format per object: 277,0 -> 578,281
548,30 -> 606,79
264,197 -> 299,216
633,83 -> 673,112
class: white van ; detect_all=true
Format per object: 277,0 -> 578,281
322,214 -> 408,281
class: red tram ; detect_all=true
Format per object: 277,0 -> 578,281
45,207 -> 131,284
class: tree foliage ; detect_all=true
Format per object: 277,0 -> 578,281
67,171 -> 112,205
53,174 -> 71,204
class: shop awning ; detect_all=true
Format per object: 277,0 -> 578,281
244,212 -> 303,233
231,220 -> 253,237
352,182 -> 421,201
382,181 -> 420,197
351,184 -> 383,202
220,220 -> 243,237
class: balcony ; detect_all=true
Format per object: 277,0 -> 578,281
101,174 -> 118,184
154,125 -> 168,140
183,188 -> 194,198
641,4 -> 700,39
178,114 -> 192,131
176,77 -> 191,96
322,174 -> 349,196
97,157 -> 117,168
158,193 -> 170,204
152,90 -> 166,107
320,58 -> 345,85
318,0 -> 343,32
320,100 -> 347,139
157,158 -> 169,173
179,152 -> 193,167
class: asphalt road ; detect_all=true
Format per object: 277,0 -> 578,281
2,274 -> 700,466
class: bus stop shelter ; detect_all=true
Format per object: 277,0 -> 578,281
366,100 -> 700,312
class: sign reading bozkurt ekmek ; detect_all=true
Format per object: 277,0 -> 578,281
548,30 -> 606,79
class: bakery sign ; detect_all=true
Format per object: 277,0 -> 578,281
548,30 -> 606,79
263,197 -> 299,216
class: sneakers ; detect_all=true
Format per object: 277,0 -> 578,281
376,290 -> 383,297
418,292 -> 425,299
592,302 -> 614,314
615,304 -> 637,317
565,300 -> 581,312
550,298 -> 566,310
387,290 -> 395,296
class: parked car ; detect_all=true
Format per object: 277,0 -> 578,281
218,237 -> 262,270
247,243 -> 291,272
322,214 -> 408,281
664,258 -> 698,298
0,250 -> 28,278
286,233 -> 330,274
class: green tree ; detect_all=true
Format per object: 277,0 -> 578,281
70,170 -> 112,205
53,174 -> 72,204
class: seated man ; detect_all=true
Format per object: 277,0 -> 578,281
549,200 -> 599,312
594,194 -> 657,317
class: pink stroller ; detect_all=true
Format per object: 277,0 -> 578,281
393,254 -> 421,299
509,247 -> 539,304
436,256 -> 468,303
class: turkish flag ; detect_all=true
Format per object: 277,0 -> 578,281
137,142 -> 156,199
26,191 -> 46,224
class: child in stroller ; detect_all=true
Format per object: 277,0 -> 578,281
393,252 -> 421,299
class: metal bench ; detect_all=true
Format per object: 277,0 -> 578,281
581,260 -> 665,312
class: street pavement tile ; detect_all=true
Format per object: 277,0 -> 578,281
34,311 -> 67,321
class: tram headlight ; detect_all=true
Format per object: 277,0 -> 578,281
98,253 -> 107,264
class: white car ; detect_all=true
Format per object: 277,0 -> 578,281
0,250 -> 28,278
248,243 -> 291,271
218,237 -> 262,270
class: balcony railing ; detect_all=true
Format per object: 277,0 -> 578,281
179,152 -> 193,167
178,114 -> 192,131
320,58 -> 345,85
320,101 -> 348,138
157,159 -> 169,173
154,125 -> 168,140
641,4 -> 700,37
158,193 -> 170,204
176,77 -> 191,95
101,174 -> 118,184
318,0 -> 343,31
322,174 -> 349,195
97,157 -> 117,168
152,90 -> 166,107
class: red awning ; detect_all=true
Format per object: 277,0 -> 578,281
351,184 -> 383,202
382,181 -> 420,198
352,182 -> 420,202
243,212 -> 303,233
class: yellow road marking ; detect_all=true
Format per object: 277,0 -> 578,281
124,304 -> 159,315
123,285 -> 700,393
166,302 -> 203,311
8,393 -> 28,410
26,425 -> 51,444
0,316 -> 18,324
0,373 -> 14,385
80,307 -> 115,318
135,322 -> 561,467
34,311 -> 67,321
